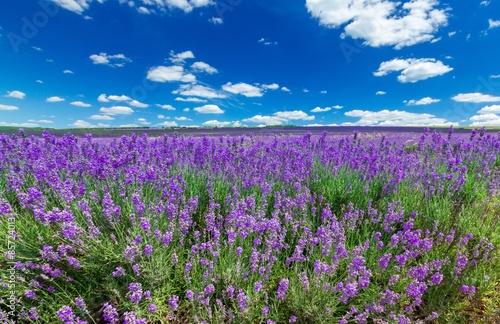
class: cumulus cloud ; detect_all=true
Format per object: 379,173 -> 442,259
5,90 -> 26,99
281,87 -> 291,92
311,106 -> 332,113
405,97 -> 441,106
137,118 -> 151,125
156,104 -> 176,111
89,114 -> 114,120
173,84 -> 227,99
374,58 -> 453,83
344,109 -> 453,126
99,106 -> 134,115
193,104 -> 224,114
209,17 -> 223,25
477,105 -> 500,114
52,0 -> 212,15
488,19 -> 500,29
222,82 -> 264,97
27,119 -> 53,123
169,50 -> 195,64
203,120 -> 231,126
46,96 -> 65,102
0,104 -> 19,111
147,66 -> 196,83
89,53 -> 131,67
376,91 -> 386,95
306,0 -> 448,49
175,116 -> 191,121
70,101 -> 91,107
243,110 -> 315,125
71,120 -> 97,128
175,97 -> 207,103
157,121 -> 178,127
191,62 -> 218,74
451,92 -> 500,103
469,113 -> 500,126
63,70 -> 74,74
129,100 -> 149,108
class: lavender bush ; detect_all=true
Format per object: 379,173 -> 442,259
1,127 -> 499,323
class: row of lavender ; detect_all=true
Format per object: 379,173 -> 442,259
1,128 -> 499,323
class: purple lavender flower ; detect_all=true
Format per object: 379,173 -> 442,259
148,304 -> 157,313
102,303 -> 119,323
186,289 -> 194,301
112,267 -> 125,277
169,295 -> 179,311
144,244 -> 153,257
289,315 -> 297,323
276,278 -> 289,300
237,289 -> 248,312
127,282 -> 143,304
28,307 -> 39,320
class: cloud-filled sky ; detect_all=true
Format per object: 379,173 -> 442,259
1,0 -> 500,128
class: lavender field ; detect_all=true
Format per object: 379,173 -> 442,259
1,127 -> 499,323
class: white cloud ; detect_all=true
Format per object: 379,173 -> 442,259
157,114 -> 165,119
451,92 -> 500,103
489,19 -> 500,29
258,38 -> 278,45
193,104 -> 224,114
306,0 -> 448,49
175,116 -> 191,121
281,86 -> 291,92
137,118 -> 151,125
448,31 -> 456,37
98,94 -> 110,102
469,113 -> 500,126
209,17 -> 223,25
0,121 -> 39,127
477,105 -> 500,114
376,91 -> 386,95
147,66 -> 196,83
0,104 -> 19,111
107,94 -> 132,101
320,90 -> 327,94
99,106 -> 134,115
191,61 -> 218,74
374,58 -> 453,83
36,80 -> 44,84
5,90 -> 26,99
169,50 -> 195,64
491,75 -> 500,79
406,97 -> 441,106
222,82 -> 264,97
183,108 -> 190,112
46,96 -> 65,102
157,121 -> 178,127
156,104 -> 176,110
71,120 -> 97,128
243,110 -> 315,125
173,84 -> 227,98
119,124 -> 140,128
344,109 -> 453,126
303,89 -> 309,93
243,115 -> 284,125
52,0 -> 212,15
175,97 -> 207,103
32,46 -> 43,51
481,1 -> 490,6
89,53 -> 131,67
203,120 -> 231,126
332,105 -> 343,109
28,119 -> 53,123
63,70 -> 74,74
311,106 -> 332,113
137,6 -> 151,14
51,0 -> 90,14
70,101 -> 91,107
262,83 -> 280,90
89,114 -> 114,120
129,100 -> 149,108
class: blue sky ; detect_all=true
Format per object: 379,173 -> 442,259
1,0 -> 500,129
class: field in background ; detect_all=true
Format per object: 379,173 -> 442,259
1,127 -> 499,323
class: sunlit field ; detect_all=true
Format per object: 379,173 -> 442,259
1,127 -> 499,323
